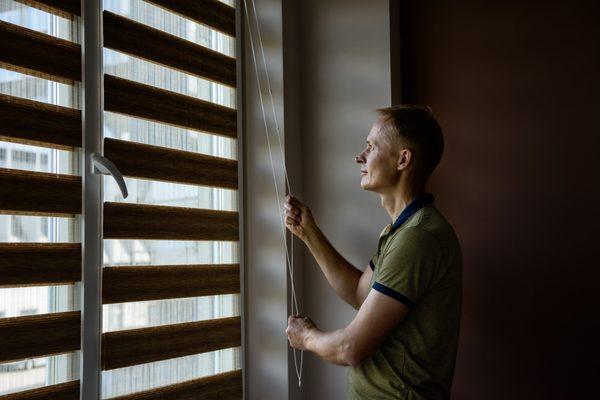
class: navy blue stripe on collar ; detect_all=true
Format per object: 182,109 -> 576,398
389,193 -> 435,234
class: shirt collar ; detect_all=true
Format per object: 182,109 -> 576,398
386,193 -> 435,235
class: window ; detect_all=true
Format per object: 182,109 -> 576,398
0,0 -> 81,396
1,0 -> 241,398
100,1 -> 240,397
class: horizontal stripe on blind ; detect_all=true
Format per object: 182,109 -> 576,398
0,20 -> 81,83
103,202 -> 239,241
103,11 -> 236,87
103,264 -> 239,304
108,369 -> 242,400
0,380 -> 80,400
104,138 -> 238,189
0,94 -> 82,149
15,0 -> 81,18
0,243 -> 81,287
102,316 -> 241,370
0,168 -> 81,216
104,74 -> 237,138
0,311 -> 80,363
145,0 -> 235,37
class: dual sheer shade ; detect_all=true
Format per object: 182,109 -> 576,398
0,0 -> 241,399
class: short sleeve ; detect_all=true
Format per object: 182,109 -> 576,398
372,227 -> 441,308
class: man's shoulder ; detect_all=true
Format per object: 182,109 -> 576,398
392,207 -> 460,256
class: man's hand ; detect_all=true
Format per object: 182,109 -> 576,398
286,315 -> 318,350
284,195 -> 317,242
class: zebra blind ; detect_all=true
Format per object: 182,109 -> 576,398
99,0 -> 241,398
0,0 -> 82,398
0,0 -> 242,398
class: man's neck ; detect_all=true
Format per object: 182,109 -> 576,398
380,182 -> 426,223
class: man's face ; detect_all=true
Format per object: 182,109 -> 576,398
355,120 -> 401,192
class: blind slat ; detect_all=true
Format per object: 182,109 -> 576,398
0,20 -> 81,83
103,11 -> 236,87
0,168 -> 81,216
0,93 -> 82,149
103,264 -> 239,304
104,75 -> 236,138
107,370 -> 242,400
102,316 -> 241,370
0,311 -> 80,363
103,202 -> 239,241
0,243 -> 81,287
145,0 -> 235,37
0,380 -> 80,400
104,138 -> 238,189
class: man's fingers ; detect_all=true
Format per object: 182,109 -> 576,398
286,216 -> 300,225
284,203 -> 301,215
287,195 -> 306,211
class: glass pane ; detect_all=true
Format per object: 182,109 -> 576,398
103,294 -> 239,332
0,352 -> 80,396
104,112 -> 237,159
103,0 -> 234,57
104,49 -> 235,107
0,68 -> 80,108
103,240 -> 238,266
101,2 -> 239,396
0,285 -> 79,317
0,0 -> 80,42
105,177 -> 237,211
0,140 -> 79,174
0,1 -> 80,396
0,215 -> 79,243
101,348 -> 241,398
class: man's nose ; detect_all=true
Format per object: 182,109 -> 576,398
355,154 -> 364,163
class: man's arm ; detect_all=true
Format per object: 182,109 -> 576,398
285,195 -> 365,308
287,288 -> 410,366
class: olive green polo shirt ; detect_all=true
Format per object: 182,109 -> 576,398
348,198 -> 462,400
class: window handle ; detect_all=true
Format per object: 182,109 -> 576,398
91,153 -> 129,198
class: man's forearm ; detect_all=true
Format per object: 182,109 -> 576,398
305,327 -> 355,366
304,226 -> 362,308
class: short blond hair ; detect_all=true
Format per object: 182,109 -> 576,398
377,104 -> 444,183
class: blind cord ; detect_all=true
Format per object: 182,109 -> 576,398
243,0 -> 304,388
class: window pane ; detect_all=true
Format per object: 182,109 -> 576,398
0,352 -> 80,396
0,1 -> 80,396
104,240 -> 238,266
104,49 -> 235,107
104,112 -> 237,159
0,140 -> 79,174
101,2 -> 239,396
103,294 -> 239,332
103,0 -> 234,57
0,215 -> 79,243
0,285 -> 80,317
0,68 -> 80,107
105,177 -> 237,211
101,348 -> 241,398
0,0 -> 80,42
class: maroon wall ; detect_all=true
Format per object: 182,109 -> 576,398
397,1 -> 600,398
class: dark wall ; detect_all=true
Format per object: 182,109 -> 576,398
398,1 -> 600,398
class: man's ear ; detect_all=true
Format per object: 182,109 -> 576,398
397,149 -> 413,171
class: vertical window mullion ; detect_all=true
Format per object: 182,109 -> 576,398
80,0 -> 104,398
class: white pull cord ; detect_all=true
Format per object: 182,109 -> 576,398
243,0 -> 304,387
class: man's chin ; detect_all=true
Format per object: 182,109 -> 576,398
360,180 -> 374,191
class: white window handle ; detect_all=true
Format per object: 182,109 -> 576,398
91,153 -> 128,198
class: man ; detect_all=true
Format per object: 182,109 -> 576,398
284,105 -> 462,399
